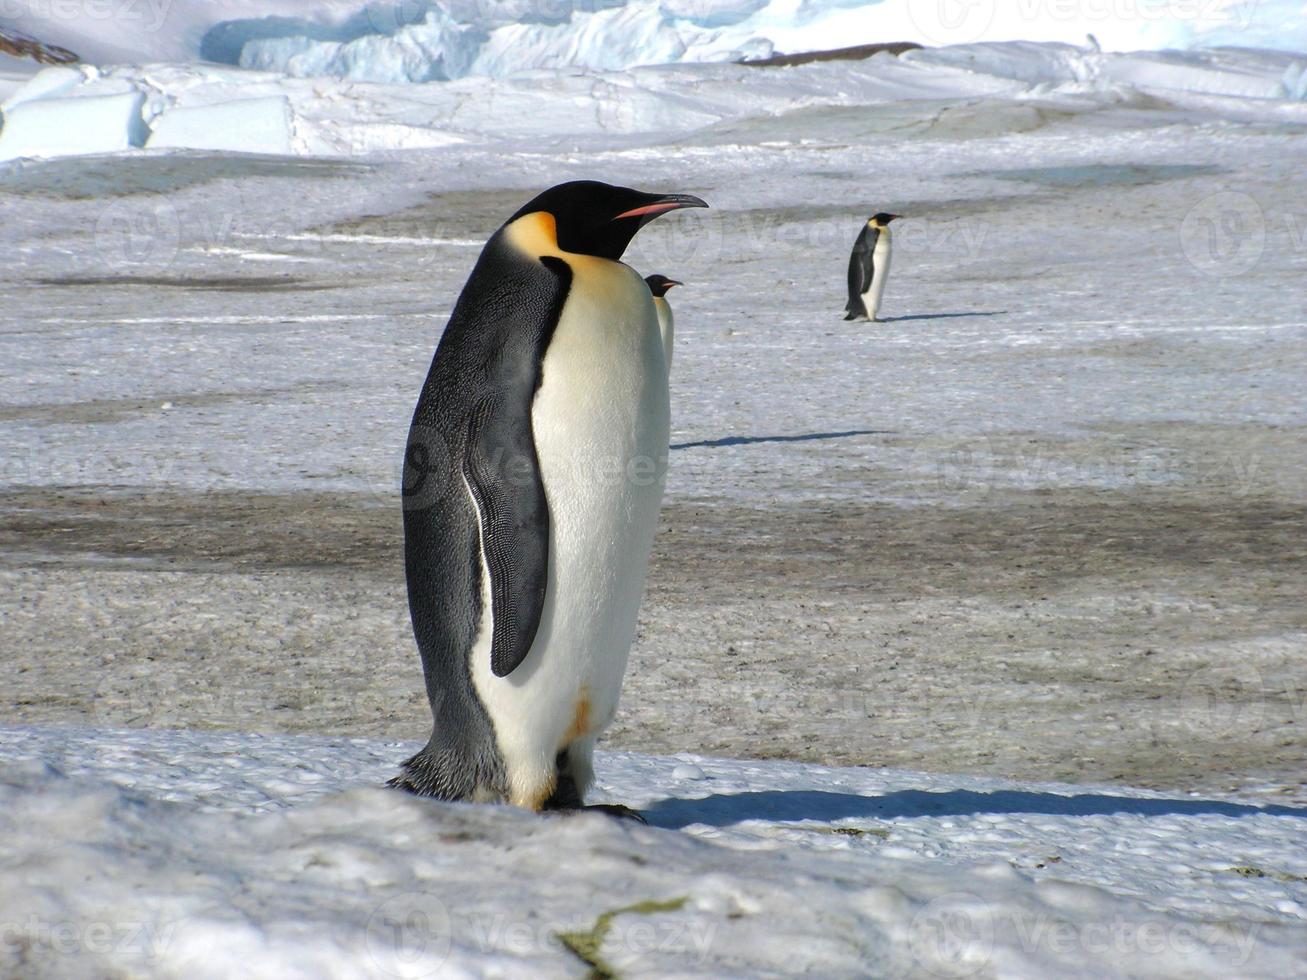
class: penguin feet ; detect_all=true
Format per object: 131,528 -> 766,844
545,803 -> 647,824
583,803 -> 648,824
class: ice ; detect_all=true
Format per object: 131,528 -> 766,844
0,63 -> 86,109
203,0 -> 1307,85
1,726 -> 1304,977
1,42 -> 1305,161
238,7 -> 485,83
147,96 -> 295,155
0,89 -> 147,162
469,5 -> 696,78
4,0 -> 1307,88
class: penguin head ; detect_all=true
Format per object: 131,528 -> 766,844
870,212 -> 901,228
508,181 -> 709,261
644,274 -> 683,298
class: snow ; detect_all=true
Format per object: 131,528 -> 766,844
2,726 -> 1304,978
3,41 -> 1307,162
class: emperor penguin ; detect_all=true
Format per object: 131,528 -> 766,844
644,274 -> 682,372
844,212 -> 901,322
394,180 -> 708,816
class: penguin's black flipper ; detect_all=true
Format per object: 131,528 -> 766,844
461,253 -> 575,679
463,389 -> 551,679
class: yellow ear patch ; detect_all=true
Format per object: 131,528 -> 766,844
505,210 -> 560,256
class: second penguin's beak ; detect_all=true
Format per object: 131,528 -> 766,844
614,194 -> 710,221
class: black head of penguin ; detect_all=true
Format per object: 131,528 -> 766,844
644,274 -> 683,298
508,180 -> 708,261
871,212 -> 902,226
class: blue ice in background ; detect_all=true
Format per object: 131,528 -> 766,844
2,0 -> 1305,83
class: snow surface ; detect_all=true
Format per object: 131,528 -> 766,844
2,41 -> 1307,162
2,725 -> 1305,978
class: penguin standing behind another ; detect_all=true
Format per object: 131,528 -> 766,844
844,212 -> 900,322
394,181 -> 707,818
644,274 -> 682,371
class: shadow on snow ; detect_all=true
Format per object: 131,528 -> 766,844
642,788 -> 1307,829
671,429 -> 891,451
876,310 -> 1008,322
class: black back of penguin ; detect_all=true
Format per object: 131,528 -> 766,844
398,222 -> 571,798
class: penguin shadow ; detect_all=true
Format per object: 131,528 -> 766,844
875,310 -> 1008,323
640,787 -> 1307,830
671,429 -> 891,451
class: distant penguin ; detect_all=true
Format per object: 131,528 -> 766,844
394,180 -> 707,817
844,212 -> 900,322
644,274 -> 682,371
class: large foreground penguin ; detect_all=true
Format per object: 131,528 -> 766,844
395,181 -> 707,815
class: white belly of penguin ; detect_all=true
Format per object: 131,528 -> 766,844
470,259 -> 670,808
862,231 -> 892,320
